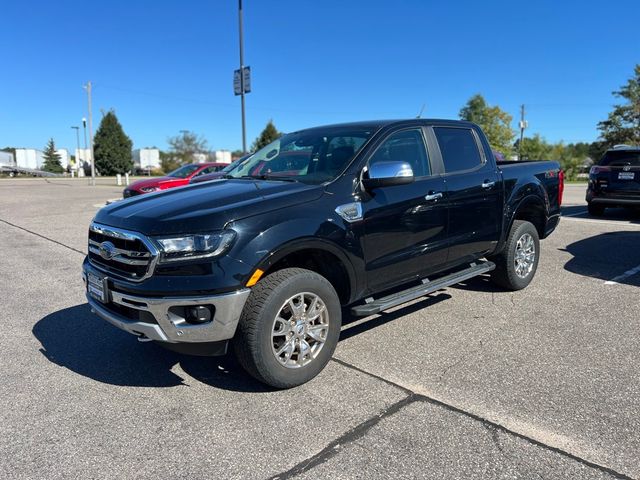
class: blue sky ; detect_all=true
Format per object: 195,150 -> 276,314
1,0 -> 638,152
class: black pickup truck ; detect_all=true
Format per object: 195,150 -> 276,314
83,119 -> 563,388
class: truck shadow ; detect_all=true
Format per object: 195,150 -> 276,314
32,304 -> 270,393
562,230 -> 640,286
34,293 -> 455,391
339,293 -> 451,341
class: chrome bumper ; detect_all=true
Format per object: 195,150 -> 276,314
85,288 -> 251,343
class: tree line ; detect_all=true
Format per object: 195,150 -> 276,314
459,64 -> 640,179
34,64 -> 640,178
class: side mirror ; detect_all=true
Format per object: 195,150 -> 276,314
362,161 -> 414,189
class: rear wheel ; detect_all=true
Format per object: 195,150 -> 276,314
490,220 -> 540,291
233,268 -> 341,388
587,202 -> 605,216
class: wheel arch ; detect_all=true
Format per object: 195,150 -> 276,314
252,238 -> 358,305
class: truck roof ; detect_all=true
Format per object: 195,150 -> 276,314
287,119 -> 477,135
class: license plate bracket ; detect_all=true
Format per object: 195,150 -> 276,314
87,272 -> 108,303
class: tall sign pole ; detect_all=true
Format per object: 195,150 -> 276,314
238,0 -> 247,153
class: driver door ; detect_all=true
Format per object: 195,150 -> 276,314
361,128 -> 448,293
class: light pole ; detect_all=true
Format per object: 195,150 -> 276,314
71,126 -> 80,174
83,82 -> 96,186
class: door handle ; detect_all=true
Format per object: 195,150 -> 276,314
481,180 -> 495,189
424,192 -> 443,201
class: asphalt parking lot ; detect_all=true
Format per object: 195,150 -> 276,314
1,178 -> 639,479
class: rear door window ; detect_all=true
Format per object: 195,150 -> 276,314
434,127 -> 483,173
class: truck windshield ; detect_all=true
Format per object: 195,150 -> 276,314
600,150 -> 640,167
229,128 -> 373,184
168,164 -> 200,178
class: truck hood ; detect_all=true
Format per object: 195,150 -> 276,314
94,179 -> 324,235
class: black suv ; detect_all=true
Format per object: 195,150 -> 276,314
587,145 -> 640,215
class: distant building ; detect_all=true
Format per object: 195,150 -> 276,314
74,148 -> 91,176
15,149 -> 44,169
0,150 -> 15,167
193,153 -> 208,164
133,148 -> 160,171
56,149 -> 69,170
213,150 -> 232,164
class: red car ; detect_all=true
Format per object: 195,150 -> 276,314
123,163 -> 227,197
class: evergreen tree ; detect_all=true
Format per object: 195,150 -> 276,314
41,138 -> 64,173
251,120 -> 281,151
597,64 -> 640,147
93,110 -> 133,175
459,94 -> 515,155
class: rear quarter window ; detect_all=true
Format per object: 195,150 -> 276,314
434,127 -> 483,173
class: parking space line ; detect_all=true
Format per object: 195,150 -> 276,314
0,218 -> 85,255
605,263 -> 640,285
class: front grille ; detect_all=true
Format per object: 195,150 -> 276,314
88,223 -> 158,281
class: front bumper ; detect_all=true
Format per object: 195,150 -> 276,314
83,274 -> 250,344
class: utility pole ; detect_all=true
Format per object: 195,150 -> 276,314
84,82 -> 96,185
518,104 -> 527,161
238,0 -> 247,153
71,126 -> 80,173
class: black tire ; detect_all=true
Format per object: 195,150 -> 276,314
587,202 -> 605,216
489,220 -> 540,291
233,267 -> 342,389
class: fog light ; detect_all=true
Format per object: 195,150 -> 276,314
186,305 -> 212,324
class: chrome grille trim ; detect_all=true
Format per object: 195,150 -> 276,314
88,222 -> 159,282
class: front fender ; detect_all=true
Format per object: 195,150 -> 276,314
227,206 -> 365,303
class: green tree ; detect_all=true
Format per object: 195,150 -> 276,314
251,120 -> 281,151
167,131 -> 208,165
518,134 -> 553,160
597,64 -> 640,148
41,138 -> 64,173
459,94 -> 515,155
93,110 -> 133,175
159,150 -> 181,173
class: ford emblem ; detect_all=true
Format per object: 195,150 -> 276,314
99,241 -> 116,260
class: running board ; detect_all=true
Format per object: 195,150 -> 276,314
351,261 -> 496,316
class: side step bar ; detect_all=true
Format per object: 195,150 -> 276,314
351,261 -> 496,316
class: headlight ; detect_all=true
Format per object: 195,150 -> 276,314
154,231 -> 236,263
140,186 -> 159,193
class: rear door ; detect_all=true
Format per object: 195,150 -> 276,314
362,127 -> 448,292
432,125 -> 502,264
600,150 -> 640,196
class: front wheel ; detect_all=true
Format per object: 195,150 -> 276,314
233,268 -> 342,388
489,220 -> 540,291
